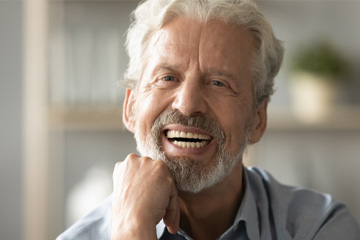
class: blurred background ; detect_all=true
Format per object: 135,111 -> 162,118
1,0 -> 360,239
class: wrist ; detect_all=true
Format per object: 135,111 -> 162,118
111,216 -> 157,240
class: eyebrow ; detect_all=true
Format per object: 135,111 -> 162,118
152,64 -> 240,83
153,63 -> 184,73
206,69 -> 240,82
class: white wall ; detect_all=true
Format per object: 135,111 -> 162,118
51,1 -> 140,235
259,0 -> 360,107
0,1 -> 23,240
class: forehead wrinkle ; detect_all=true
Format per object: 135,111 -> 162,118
147,32 -> 191,75
200,22 -> 254,76
152,63 -> 184,76
158,18 -> 202,59
154,19 -> 201,49
157,45 -> 194,73
152,42 -> 199,75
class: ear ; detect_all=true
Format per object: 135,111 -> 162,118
248,100 -> 268,144
123,88 -> 136,133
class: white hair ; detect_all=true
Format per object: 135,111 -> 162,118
124,0 -> 284,106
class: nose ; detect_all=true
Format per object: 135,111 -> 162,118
171,77 -> 208,116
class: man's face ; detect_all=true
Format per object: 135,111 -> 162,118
123,17 -> 267,192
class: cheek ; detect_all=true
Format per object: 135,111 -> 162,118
223,117 -> 246,149
134,91 -> 170,132
214,102 -> 252,152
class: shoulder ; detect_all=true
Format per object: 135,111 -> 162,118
245,167 -> 360,239
56,194 -> 113,240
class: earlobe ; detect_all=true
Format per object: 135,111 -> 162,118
249,101 -> 268,144
123,88 -> 136,133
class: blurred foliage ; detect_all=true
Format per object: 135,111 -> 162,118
291,40 -> 349,81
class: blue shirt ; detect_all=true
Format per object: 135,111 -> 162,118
57,167 -> 360,239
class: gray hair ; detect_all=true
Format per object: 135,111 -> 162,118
124,0 -> 284,106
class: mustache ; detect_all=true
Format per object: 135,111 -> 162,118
151,110 -> 225,142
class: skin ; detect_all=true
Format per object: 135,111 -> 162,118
112,17 -> 268,240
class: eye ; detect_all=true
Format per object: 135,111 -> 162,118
210,80 -> 225,87
153,74 -> 180,89
162,76 -> 176,82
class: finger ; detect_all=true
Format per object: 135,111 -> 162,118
112,161 -> 123,191
163,182 -> 177,224
163,196 -> 178,229
163,182 -> 180,233
112,154 -> 139,189
166,199 -> 180,234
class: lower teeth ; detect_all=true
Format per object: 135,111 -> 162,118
172,140 -> 207,148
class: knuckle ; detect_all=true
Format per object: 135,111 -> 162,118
141,156 -> 153,162
113,161 -> 122,173
113,161 -> 122,180
125,153 -> 139,161
114,161 -> 122,168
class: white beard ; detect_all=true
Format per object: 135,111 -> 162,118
134,111 -> 250,193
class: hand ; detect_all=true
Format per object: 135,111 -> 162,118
111,153 -> 180,239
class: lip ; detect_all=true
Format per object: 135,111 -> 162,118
161,124 -> 216,157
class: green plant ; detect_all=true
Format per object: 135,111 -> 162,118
291,40 -> 348,81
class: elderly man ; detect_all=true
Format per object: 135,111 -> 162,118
57,0 -> 360,239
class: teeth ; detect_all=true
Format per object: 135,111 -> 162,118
166,130 -> 211,148
166,130 -> 211,140
173,140 -> 208,148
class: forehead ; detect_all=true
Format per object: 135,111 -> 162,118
146,17 -> 255,74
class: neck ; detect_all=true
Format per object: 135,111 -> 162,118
178,162 -> 244,240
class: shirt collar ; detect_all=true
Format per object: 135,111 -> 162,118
156,167 -> 260,240
156,220 -> 166,238
232,167 -> 260,240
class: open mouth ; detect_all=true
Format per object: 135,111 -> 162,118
165,130 -> 212,148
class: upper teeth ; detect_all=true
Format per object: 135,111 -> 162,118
166,130 -> 211,140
